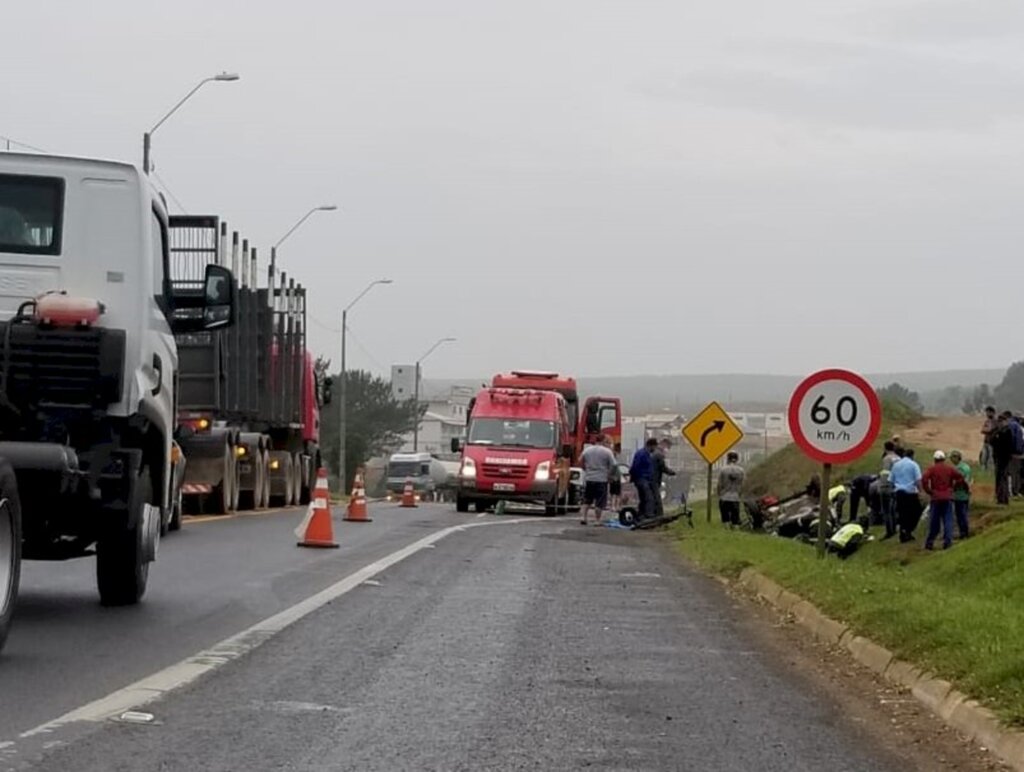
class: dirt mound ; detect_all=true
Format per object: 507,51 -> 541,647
901,415 -> 984,461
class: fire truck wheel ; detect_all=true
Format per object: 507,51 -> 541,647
456,495 -> 470,513
97,468 -> 152,607
0,461 -> 22,653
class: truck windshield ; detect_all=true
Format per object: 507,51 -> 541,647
0,175 -> 63,255
389,461 -> 427,477
467,418 -> 556,449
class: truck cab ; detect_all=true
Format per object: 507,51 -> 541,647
0,154 -> 234,651
385,452 -> 446,499
453,388 -> 572,513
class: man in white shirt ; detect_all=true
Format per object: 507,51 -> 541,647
579,434 -> 617,526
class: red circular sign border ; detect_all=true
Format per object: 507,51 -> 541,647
787,368 -> 882,465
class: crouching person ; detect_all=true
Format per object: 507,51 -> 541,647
826,518 -> 869,559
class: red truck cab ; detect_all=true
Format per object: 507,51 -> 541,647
490,371 -> 622,459
454,388 -> 572,513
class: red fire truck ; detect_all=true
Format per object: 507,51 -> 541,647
453,371 -> 621,514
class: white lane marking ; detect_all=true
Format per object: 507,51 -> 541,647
15,517 -> 538,742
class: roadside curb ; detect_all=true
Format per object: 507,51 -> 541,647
736,568 -> 1024,771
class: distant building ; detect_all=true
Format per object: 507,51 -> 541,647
396,385 -> 473,457
390,364 -> 416,402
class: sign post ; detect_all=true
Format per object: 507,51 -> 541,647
787,369 -> 882,557
682,402 -> 744,523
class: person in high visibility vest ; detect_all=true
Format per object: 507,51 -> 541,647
827,519 -> 867,559
828,483 -> 848,522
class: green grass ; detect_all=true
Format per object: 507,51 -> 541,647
674,486 -> 1024,725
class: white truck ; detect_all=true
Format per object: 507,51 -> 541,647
0,153 -> 235,652
385,452 -> 451,501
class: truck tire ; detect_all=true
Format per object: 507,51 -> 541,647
456,495 -> 469,513
96,469 -> 152,607
239,452 -> 265,511
168,484 -> 183,532
207,444 -> 236,515
270,454 -> 294,508
294,454 -> 307,506
0,461 -> 22,654
257,451 -> 270,509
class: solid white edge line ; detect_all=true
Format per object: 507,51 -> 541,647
16,517 -> 537,741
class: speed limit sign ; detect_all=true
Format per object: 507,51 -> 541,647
788,369 -> 881,464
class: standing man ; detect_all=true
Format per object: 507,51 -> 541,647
717,451 -> 745,528
949,449 -> 972,540
990,412 -> 1015,505
980,406 -> 997,471
879,441 -> 899,533
579,434 -> 617,526
609,442 -> 624,511
651,439 -> 677,518
890,448 -> 923,542
921,450 -> 965,551
629,438 -> 658,522
1012,414 -> 1024,497
847,473 -> 878,524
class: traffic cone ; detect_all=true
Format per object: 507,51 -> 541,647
399,478 -> 417,508
295,468 -> 338,548
344,470 -> 372,522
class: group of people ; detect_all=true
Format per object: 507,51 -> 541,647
980,406 -> 1024,505
833,438 -> 972,551
577,435 -> 676,526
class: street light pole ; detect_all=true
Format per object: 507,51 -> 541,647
274,205 -> 338,251
143,71 -> 240,174
413,337 -> 456,452
338,279 -> 393,492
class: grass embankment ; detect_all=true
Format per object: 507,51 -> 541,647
674,402 -> 1024,725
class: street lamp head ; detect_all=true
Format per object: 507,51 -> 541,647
214,72 -> 240,82
377,279 -> 394,285
318,204 -> 339,212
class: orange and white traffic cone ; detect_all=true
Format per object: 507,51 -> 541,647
295,468 -> 338,548
344,470 -> 372,522
399,478 -> 417,508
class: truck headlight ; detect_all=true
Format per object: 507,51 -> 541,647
534,461 -> 551,481
460,458 -> 476,479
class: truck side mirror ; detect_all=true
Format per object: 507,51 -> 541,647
451,437 -> 464,453
202,265 -> 235,331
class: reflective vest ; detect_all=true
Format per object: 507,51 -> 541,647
829,523 -> 864,548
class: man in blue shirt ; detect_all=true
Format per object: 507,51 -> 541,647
629,438 -> 658,520
889,448 -> 923,543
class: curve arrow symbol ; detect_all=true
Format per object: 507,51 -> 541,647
700,420 -> 726,447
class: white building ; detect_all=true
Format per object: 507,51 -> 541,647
397,386 -> 473,457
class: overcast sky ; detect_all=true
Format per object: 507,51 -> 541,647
2,1 -> 1019,379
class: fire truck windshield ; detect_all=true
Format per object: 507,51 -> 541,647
467,418 -> 555,449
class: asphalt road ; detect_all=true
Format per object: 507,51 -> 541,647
0,501 -> 467,740
3,513 -> 915,771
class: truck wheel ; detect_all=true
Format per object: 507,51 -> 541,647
239,454 -> 264,511
257,451 -> 270,509
168,485 -> 183,532
456,495 -> 469,513
294,454 -> 308,506
97,469 -> 152,607
208,444 -> 235,515
0,461 -> 23,654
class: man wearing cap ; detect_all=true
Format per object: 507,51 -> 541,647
921,450 -> 966,550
